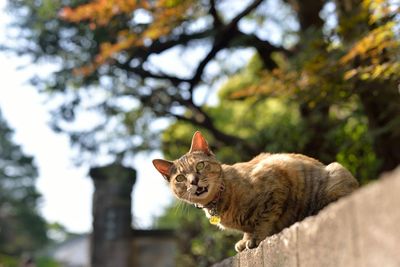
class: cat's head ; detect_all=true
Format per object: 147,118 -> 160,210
152,131 -> 223,206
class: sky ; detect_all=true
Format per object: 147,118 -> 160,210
0,0 -> 173,233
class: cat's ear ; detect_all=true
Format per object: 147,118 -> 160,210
152,159 -> 174,181
189,131 -> 212,155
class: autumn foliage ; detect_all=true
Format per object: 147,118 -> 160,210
60,0 -> 198,76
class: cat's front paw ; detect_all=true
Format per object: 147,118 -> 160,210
234,239 -> 247,252
245,239 -> 259,250
234,238 -> 259,252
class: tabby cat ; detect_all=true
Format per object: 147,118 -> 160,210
153,131 -> 359,252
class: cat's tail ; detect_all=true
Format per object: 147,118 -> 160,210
324,162 -> 359,202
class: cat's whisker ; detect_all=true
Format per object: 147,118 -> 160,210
173,201 -> 183,216
175,200 -> 190,217
181,201 -> 189,216
183,201 -> 190,216
188,192 -> 194,204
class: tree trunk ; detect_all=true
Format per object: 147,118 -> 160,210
285,0 -> 325,29
286,0 -> 337,163
300,103 -> 338,163
357,81 -> 400,172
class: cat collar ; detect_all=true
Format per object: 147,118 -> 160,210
194,183 -> 225,224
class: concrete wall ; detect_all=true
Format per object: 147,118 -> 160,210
213,167 -> 400,267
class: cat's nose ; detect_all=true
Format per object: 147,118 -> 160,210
187,174 -> 199,185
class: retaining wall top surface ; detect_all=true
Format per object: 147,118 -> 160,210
212,167 -> 400,267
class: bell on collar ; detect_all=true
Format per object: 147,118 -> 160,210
209,215 -> 221,225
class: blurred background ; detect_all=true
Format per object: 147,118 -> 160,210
0,0 -> 399,266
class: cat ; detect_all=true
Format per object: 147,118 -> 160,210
152,131 -> 359,252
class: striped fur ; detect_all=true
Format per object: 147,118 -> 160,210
153,132 -> 359,252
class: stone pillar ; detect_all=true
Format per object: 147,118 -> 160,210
89,163 -> 136,267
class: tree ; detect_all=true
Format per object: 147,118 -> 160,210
0,110 -> 48,266
5,0 -> 399,174
5,0 -> 289,162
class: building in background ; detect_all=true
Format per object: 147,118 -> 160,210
47,163 -> 176,267
49,230 -> 176,267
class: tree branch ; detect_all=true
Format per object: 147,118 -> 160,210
231,30 -> 292,69
126,29 -> 216,63
209,0 -> 223,28
188,0 -> 265,93
170,98 -> 259,156
115,62 -> 191,85
230,0 -> 264,25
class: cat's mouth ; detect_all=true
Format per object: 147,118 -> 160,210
195,186 -> 208,196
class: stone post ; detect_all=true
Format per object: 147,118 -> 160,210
89,163 -> 136,267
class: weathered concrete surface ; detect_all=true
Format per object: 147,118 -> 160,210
212,256 -> 239,267
262,226 -> 298,267
353,168 -> 400,267
238,242 -> 263,267
212,167 -> 400,267
297,197 -> 358,267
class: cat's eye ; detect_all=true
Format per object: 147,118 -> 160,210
175,175 -> 186,183
196,162 -> 205,171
